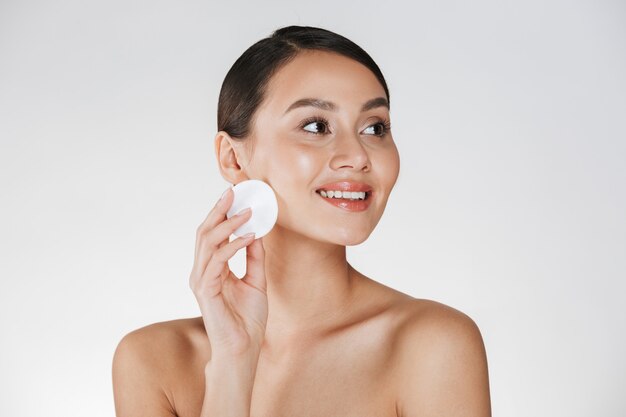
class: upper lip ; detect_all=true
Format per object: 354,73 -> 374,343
315,181 -> 373,193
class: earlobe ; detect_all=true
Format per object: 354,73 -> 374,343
214,131 -> 247,184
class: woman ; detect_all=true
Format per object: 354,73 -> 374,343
112,25 -> 491,417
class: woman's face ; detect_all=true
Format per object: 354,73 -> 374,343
234,50 -> 400,246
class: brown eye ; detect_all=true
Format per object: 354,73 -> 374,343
363,120 -> 392,137
300,116 -> 331,135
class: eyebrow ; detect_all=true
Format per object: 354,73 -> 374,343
283,97 -> 389,115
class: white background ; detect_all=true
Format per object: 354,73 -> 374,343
1,1 -> 624,416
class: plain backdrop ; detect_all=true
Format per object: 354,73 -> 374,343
1,0 -> 624,416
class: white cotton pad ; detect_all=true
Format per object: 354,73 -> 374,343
226,179 -> 278,239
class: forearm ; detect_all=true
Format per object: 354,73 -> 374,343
200,353 -> 261,417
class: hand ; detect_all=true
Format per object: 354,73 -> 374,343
189,187 -> 268,359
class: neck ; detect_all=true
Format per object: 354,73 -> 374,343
261,224 -> 360,341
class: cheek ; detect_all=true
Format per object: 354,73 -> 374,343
257,143 -> 323,191
389,148 -> 400,185
375,146 -> 400,188
292,150 -> 319,179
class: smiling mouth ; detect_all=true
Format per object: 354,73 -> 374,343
315,190 -> 372,201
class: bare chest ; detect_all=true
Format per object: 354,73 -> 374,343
173,332 -> 399,417
249,344 -> 398,417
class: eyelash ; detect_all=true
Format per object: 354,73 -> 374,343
299,116 -> 392,137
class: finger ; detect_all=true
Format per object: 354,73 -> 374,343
192,187 -> 233,263
202,233 -> 256,285
241,237 -> 266,293
194,274 -> 240,342
190,235 -> 230,290
198,186 -> 234,234
201,208 -> 253,252
192,208 -> 253,273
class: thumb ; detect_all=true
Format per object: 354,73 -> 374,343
241,237 -> 267,293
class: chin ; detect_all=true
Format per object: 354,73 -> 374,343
330,229 -> 372,246
343,237 -> 369,246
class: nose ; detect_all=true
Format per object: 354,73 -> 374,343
329,133 -> 371,172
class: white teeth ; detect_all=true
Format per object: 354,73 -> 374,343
317,190 -> 368,200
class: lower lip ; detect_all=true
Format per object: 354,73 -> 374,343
316,192 -> 373,212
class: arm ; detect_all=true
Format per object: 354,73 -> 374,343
112,331 -> 177,417
395,305 -> 491,417
201,351 -> 261,417
112,325 -> 261,417
189,186 -> 269,416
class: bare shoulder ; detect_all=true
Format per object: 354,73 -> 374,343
394,298 -> 486,348
390,298 -> 492,417
113,317 -> 206,369
112,317 -> 208,417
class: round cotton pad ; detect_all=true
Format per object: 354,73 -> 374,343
226,179 -> 278,239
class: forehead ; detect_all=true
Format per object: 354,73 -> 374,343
260,50 -> 387,116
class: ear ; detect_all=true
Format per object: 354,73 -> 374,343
214,130 -> 249,184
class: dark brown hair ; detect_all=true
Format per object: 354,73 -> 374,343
217,25 -> 391,140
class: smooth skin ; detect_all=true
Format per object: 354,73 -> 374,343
112,49 -> 491,417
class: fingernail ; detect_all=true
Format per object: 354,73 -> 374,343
220,187 -> 231,200
235,207 -> 251,217
242,232 -> 255,239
